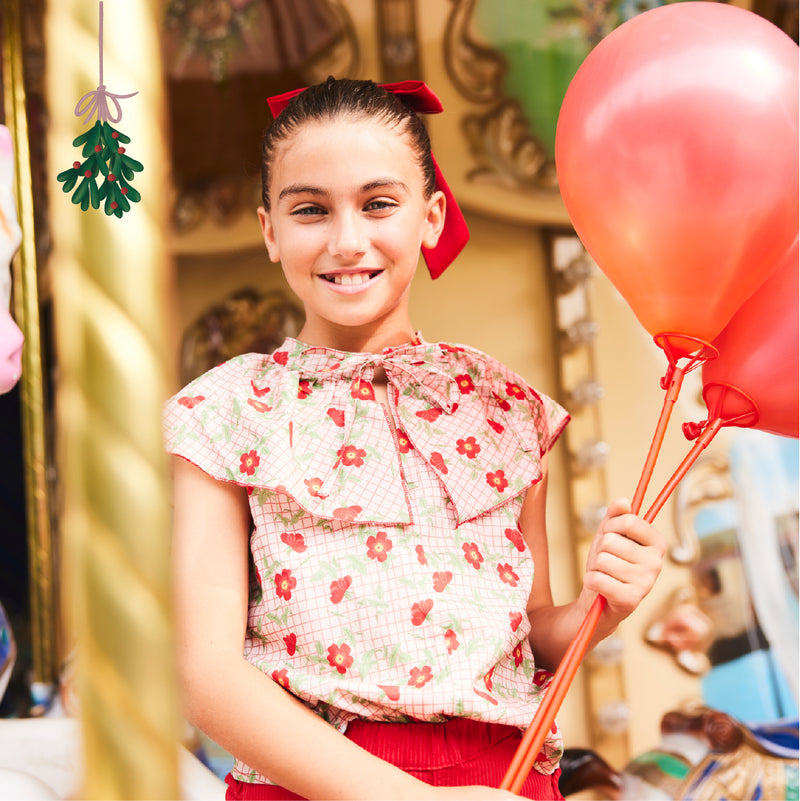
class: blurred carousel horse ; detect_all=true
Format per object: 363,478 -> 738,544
559,706 -> 799,800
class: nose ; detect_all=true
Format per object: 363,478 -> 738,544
328,210 -> 367,261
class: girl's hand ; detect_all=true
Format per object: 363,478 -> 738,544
581,498 -> 665,626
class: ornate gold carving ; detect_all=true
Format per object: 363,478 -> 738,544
463,99 -> 557,190
301,0 -> 360,85
673,454 -> 734,565
446,1 -> 559,192
376,0 -> 422,82
444,0 -> 506,104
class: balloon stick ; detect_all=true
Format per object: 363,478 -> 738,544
631,333 -> 716,511
500,357 -> 748,796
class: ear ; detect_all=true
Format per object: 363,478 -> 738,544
257,206 -> 281,263
421,190 -> 446,250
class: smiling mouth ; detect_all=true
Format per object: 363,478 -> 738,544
321,271 -> 382,285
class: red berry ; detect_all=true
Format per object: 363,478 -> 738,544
110,201 -> 118,209
117,147 -> 126,154
108,174 -> 116,182
120,187 -> 128,195
73,161 -> 80,169
94,144 -> 102,152
111,132 -> 119,139
84,170 -> 92,177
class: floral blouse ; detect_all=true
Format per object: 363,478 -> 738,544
163,336 -> 570,782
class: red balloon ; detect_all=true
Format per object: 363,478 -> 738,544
701,239 -> 799,438
556,2 -> 798,356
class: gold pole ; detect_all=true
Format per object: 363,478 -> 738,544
1,0 -> 58,691
45,0 -> 180,797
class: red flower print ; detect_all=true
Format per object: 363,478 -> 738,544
326,643 -> 354,674
492,392 -> 512,411
408,666 -> 433,688
488,419 -> 505,434
250,381 -> 271,398
329,575 -> 352,604
455,374 -> 474,394
484,667 -> 495,691
456,436 -> 481,459
351,379 -> 375,401
297,379 -> 313,399
415,545 -> 427,565
504,528 -> 525,552
444,629 -> 459,654
333,505 -> 362,521
304,477 -> 327,498
439,344 -> 465,354
498,563 -> 520,587
486,469 -> 509,493
432,571 -> 453,592
411,599 -> 433,626
462,542 -> 484,570
378,685 -> 400,702
283,633 -> 297,656
509,611 -> 523,632
533,669 -> 553,689
280,532 -> 307,553
271,669 -> 290,689
177,394 -> 204,409
513,643 -> 524,667
505,382 -> 526,401
327,407 -> 345,427
416,407 -> 442,423
396,431 -> 412,454
239,450 -> 260,476
247,398 -> 272,413
473,688 -> 499,706
274,569 -> 296,601
429,452 -> 448,473
338,444 -> 366,467
272,351 -> 288,366
366,531 -> 393,562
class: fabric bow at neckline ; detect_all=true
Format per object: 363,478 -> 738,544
297,344 -> 461,414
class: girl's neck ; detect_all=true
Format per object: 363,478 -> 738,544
297,320 -> 417,354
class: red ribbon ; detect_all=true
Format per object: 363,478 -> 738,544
266,80 -> 469,279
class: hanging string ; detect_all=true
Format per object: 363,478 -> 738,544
74,1 -> 138,124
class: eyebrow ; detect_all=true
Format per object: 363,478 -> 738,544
278,178 -> 409,201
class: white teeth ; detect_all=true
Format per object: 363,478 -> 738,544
330,272 -> 372,285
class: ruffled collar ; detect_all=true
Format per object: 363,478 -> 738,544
169,335 -> 555,526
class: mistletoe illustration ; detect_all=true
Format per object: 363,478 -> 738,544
56,2 -> 142,218
57,121 -> 142,217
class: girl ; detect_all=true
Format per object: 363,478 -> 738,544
164,78 -> 665,800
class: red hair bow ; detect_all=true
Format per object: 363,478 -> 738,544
266,80 -> 469,279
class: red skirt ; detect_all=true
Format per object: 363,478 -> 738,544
224,717 -> 563,800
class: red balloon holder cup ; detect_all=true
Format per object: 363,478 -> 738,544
499,333 -> 762,795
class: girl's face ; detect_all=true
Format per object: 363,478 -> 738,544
258,117 -> 445,352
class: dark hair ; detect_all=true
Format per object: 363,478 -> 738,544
260,77 -> 436,210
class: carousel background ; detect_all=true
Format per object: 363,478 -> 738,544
0,0 -> 797,798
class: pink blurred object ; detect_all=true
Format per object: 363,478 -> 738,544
0,123 -> 23,395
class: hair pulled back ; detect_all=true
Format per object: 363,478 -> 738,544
260,77 -> 436,210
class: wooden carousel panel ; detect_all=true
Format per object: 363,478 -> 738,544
164,0 -> 368,254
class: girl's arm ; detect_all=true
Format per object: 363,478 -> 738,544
522,458 -> 665,672
171,456 -> 514,800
